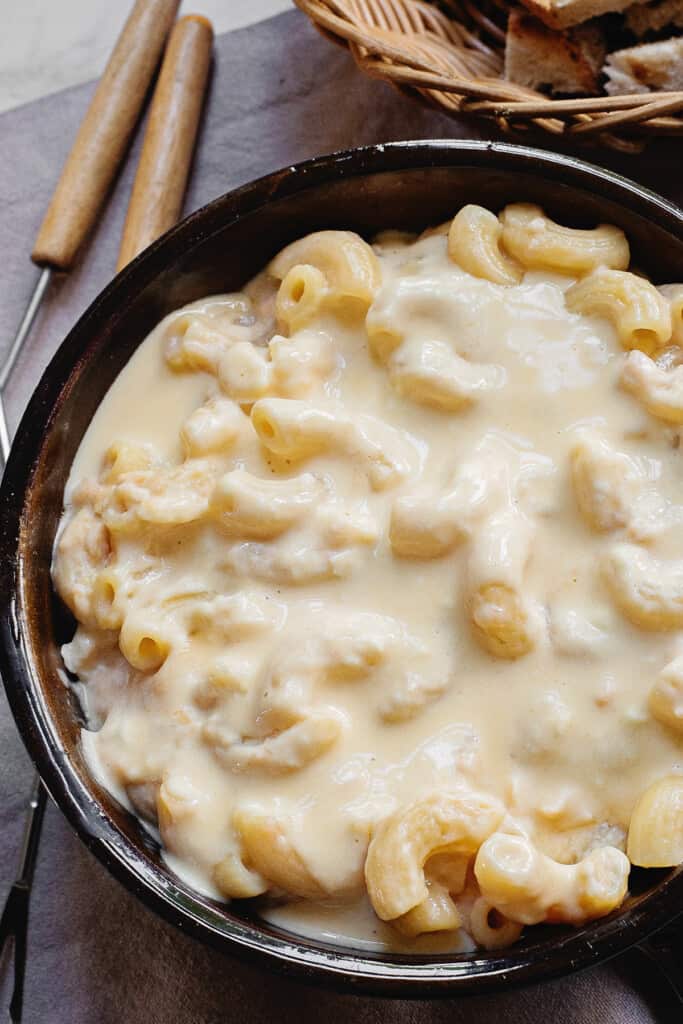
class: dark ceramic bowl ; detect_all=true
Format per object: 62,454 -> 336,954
2,141 -> 683,998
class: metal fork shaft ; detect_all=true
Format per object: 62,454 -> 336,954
0,882 -> 29,1024
0,393 -> 10,465
0,268 -> 53,470
0,272 -> 52,1023
0,269 -> 52,393
0,780 -> 47,1023
15,779 -> 47,890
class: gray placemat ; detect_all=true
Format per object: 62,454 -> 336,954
0,10 -> 680,1022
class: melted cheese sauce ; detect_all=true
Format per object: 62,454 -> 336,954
56,228 -> 683,950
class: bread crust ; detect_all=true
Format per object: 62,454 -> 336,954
604,36 -> 683,93
625,0 -> 683,36
519,0 -> 638,30
505,10 -> 606,93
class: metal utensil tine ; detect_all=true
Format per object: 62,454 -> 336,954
0,884 -> 28,1024
0,275 -> 54,1021
15,780 -> 47,891
6,778 -> 48,1023
0,10 -> 214,1018
0,269 -> 53,394
0,775 -> 48,1024
0,329 -> 44,1024
6,886 -> 28,1024
0,396 -> 10,467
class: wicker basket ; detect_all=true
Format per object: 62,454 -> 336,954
295,0 -> 683,151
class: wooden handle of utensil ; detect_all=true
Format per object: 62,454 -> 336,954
117,15 -> 213,270
32,0 -> 181,271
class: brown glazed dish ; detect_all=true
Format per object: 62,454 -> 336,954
1,142 -> 682,998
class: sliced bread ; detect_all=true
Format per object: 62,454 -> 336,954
625,0 -> 683,36
604,35 -> 683,92
518,0 -> 638,30
505,9 -> 607,93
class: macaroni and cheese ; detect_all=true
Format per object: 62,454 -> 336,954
53,206 -> 683,952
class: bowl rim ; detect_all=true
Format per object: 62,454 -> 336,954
2,139 -> 683,997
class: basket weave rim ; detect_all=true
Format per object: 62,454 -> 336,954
298,0 -> 683,149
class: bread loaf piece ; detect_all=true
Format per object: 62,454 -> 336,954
604,36 -> 683,92
505,9 -> 606,93
518,0 -> 638,30
625,0 -> 683,36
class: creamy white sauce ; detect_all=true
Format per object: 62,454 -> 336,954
54,227 -> 683,949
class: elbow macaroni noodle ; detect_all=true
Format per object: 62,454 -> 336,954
448,205 -> 522,287
474,832 -> 629,925
627,775 -> 683,868
659,284 -> 683,346
570,435 -> 644,534
53,206 -> 683,953
620,350 -> 683,425
466,510 -> 538,660
602,544 -> 683,630
388,339 -> 503,412
649,655 -> 683,735
269,230 -> 381,322
499,203 -> 630,275
365,791 -> 504,921
565,268 -> 672,355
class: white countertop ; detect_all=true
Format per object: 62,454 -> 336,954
0,0 -> 291,114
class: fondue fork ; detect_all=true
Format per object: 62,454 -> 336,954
0,8 -> 212,1020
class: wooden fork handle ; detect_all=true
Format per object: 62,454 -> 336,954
117,15 -> 214,271
32,0 -> 181,271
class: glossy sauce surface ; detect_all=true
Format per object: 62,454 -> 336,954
57,228 -> 683,949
